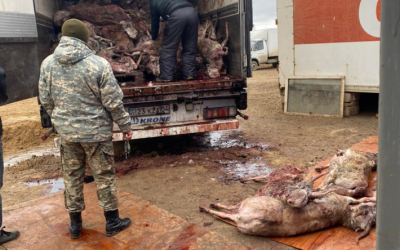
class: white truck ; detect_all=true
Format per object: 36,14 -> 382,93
251,28 -> 279,70
277,0 -> 381,117
0,0 -> 254,140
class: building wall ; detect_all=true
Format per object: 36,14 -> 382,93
0,43 -> 40,102
0,0 -> 59,103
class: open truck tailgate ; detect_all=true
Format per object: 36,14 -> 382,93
112,77 -> 246,141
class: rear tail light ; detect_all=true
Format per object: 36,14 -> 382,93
204,107 -> 237,119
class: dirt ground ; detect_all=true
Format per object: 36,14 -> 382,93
0,67 -> 378,249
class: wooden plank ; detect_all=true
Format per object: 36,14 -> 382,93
2,184 -> 251,250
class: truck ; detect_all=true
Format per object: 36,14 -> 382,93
0,0 -> 253,141
250,28 -> 279,71
277,0 -> 381,117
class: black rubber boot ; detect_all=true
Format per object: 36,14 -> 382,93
0,227 -> 20,245
104,210 -> 131,237
69,212 -> 82,239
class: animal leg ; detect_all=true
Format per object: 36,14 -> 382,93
314,174 -> 336,191
311,172 -> 329,182
201,19 -> 212,39
240,174 -> 269,183
310,190 -> 335,199
210,202 -> 241,212
199,206 -> 238,226
315,165 -> 329,173
350,197 -> 376,205
221,22 -> 230,48
132,53 -> 143,70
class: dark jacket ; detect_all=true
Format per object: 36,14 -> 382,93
0,68 -> 8,103
150,0 -> 193,39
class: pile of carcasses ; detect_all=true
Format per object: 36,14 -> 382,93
53,0 -> 230,80
201,149 -> 378,243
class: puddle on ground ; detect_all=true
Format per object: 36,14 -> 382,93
24,178 -> 64,194
195,131 -> 271,151
219,158 -> 273,181
5,147 -> 60,168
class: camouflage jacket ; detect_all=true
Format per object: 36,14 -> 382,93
39,36 -> 131,142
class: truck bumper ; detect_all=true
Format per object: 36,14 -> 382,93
112,119 -> 239,141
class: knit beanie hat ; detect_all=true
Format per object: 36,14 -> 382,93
62,19 -> 89,43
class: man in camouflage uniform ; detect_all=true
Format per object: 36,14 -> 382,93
39,19 -> 133,239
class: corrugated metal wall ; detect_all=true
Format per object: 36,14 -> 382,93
0,11 -> 38,38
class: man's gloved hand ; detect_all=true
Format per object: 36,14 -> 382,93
123,131 -> 133,141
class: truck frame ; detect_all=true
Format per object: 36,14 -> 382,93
0,0 -> 253,140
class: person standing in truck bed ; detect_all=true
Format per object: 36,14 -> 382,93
149,0 -> 199,82
0,67 -> 20,245
38,19 -> 134,239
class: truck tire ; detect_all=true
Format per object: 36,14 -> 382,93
252,61 -> 258,71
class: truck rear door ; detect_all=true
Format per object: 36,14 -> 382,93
191,0 -> 253,79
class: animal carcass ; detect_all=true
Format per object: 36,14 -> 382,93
315,150 -> 377,197
200,193 -> 376,243
197,20 -> 229,79
240,164 -> 328,208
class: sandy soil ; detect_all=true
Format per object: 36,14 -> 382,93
0,67 -> 378,249
0,98 -> 55,157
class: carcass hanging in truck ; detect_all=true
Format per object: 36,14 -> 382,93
31,0 -> 254,141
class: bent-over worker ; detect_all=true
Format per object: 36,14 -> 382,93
149,0 -> 199,82
39,19 -> 133,239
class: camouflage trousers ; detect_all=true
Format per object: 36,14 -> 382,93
60,139 -> 118,213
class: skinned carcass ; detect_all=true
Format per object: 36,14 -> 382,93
314,150 -> 377,197
240,164 -> 328,208
198,20 -> 229,79
97,47 -> 142,74
146,56 -> 160,77
68,3 -> 131,25
101,25 -> 136,51
200,193 -> 376,243
52,2 -> 230,80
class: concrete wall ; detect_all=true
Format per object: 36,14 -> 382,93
0,0 -> 58,104
0,43 -> 40,102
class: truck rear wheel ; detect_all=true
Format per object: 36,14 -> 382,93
252,61 -> 258,71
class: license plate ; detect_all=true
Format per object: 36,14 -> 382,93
129,105 -> 170,117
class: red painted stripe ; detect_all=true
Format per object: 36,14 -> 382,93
294,0 -> 381,44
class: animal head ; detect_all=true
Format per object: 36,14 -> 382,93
349,202 -> 376,243
206,65 -> 220,79
147,56 -> 160,76
286,188 -> 309,208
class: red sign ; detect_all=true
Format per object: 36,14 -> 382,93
294,0 -> 381,45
